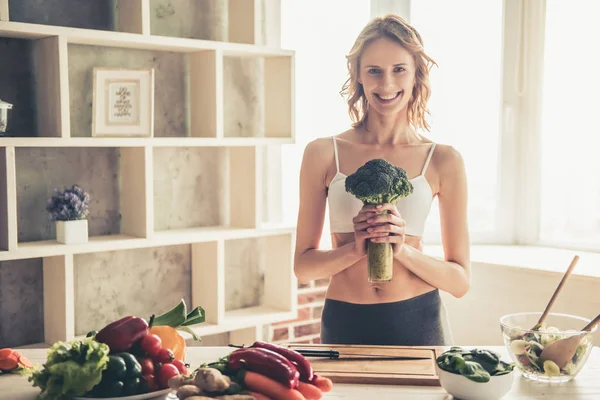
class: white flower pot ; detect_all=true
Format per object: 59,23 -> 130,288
56,219 -> 88,244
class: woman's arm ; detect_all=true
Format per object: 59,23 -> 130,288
293,139 -> 365,284
396,145 -> 471,298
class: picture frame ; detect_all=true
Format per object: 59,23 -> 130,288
92,67 -> 154,137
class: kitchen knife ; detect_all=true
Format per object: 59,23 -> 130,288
294,349 -> 431,360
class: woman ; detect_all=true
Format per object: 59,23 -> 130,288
293,14 -> 471,346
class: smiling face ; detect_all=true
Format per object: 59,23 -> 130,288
358,37 -> 416,118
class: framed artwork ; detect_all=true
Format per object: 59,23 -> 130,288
92,67 -> 154,137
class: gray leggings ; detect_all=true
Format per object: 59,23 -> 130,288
320,289 -> 454,346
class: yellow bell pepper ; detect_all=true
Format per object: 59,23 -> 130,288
149,326 -> 186,361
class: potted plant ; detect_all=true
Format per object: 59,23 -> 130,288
45,184 -> 90,244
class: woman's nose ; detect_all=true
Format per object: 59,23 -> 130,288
381,72 -> 394,88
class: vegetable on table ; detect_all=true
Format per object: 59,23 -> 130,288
227,347 -> 300,389
311,375 -> 333,393
436,347 -> 515,383
241,370 -> 306,400
247,392 -> 271,400
87,352 -> 143,397
0,348 -> 33,374
139,333 -> 163,357
148,299 -> 206,360
156,362 -> 181,389
95,315 -> 149,353
28,338 -> 110,400
194,367 -> 231,393
176,384 -> 204,399
247,341 -> 314,383
296,381 -> 323,399
149,326 -> 186,361
344,158 -> 414,282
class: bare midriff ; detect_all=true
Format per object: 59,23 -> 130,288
326,232 -> 437,304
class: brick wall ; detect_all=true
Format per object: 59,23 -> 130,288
268,278 -> 329,344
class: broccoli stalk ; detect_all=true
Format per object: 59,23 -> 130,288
345,159 -> 414,282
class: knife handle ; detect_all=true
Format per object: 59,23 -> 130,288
296,349 -> 340,359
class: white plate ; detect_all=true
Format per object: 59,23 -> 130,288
74,388 -> 175,400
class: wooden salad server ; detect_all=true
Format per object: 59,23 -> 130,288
540,313 -> 600,369
531,255 -> 579,330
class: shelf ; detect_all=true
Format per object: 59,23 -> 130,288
0,37 -> 37,137
0,137 -> 294,147
0,21 -> 294,57
14,147 -> 151,244
7,0 -> 115,32
1,1 -> 297,348
69,306 -> 295,344
187,306 -> 296,338
0,226 -> 294,261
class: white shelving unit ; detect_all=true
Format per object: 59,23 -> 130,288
0,0 -> 297,348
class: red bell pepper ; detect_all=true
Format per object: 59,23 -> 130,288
95,316 -> 149,353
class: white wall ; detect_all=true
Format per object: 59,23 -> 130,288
440,262 -> 600,346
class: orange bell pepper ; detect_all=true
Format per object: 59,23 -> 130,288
148,326 -> 186,361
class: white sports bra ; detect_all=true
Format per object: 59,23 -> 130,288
327,137 -> 436,237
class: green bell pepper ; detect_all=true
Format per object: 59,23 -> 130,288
91,352 -> 143,397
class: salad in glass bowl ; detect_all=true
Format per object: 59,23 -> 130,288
500,312 -> 596,382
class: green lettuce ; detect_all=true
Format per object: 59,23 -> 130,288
29,337 -> 110,400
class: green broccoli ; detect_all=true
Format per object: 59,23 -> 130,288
344,158 -> 414,283
344,159 -> 414,205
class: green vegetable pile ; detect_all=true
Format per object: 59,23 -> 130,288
29,337 -> 110,400
436,347 -> 515,383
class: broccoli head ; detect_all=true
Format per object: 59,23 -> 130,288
345,158 -> 414,205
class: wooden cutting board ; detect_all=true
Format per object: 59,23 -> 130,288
289,344 -> 444,386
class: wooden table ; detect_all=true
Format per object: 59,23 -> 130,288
3,346 -> 600,399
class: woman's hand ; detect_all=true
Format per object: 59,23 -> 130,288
352,203 -> 407,256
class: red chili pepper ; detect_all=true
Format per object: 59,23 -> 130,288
228,347 -> 300,389
95,316 -> 149,353
250,340 -> 314,382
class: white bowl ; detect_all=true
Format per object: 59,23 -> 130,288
437,366 -> 515,400
74,388 -> 174,400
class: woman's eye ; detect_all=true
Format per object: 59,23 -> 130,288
394,67 -> 405,73
368,68 -> 380,75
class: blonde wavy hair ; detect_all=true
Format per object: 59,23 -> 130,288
340,14 -> 437,132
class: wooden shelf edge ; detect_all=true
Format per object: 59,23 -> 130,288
68,307 -> 295,343
0,21 -> 294,57
0,137 -> 295,147
184,306 -> 296,339
0,227 -> 295,261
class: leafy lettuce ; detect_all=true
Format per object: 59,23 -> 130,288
29,337 -> 110,400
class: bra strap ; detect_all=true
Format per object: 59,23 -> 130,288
332,136 -> 340,173
421,143 -> 436,175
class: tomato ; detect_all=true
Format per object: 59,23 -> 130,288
141,373 -> 158,392
139,334 -> 163,357
156,363 -> 180,389
138,357 -> 155,375
153,348 -> 174,364
149,326 -> 186,361
171,359 -> 188,375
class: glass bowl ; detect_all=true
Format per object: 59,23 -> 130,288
500,312 -> 596,382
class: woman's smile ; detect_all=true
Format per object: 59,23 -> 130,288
374,90 -> 403,104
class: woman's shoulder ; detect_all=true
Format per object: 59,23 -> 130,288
430,143 -> 466,177
304,129 -> 355,156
